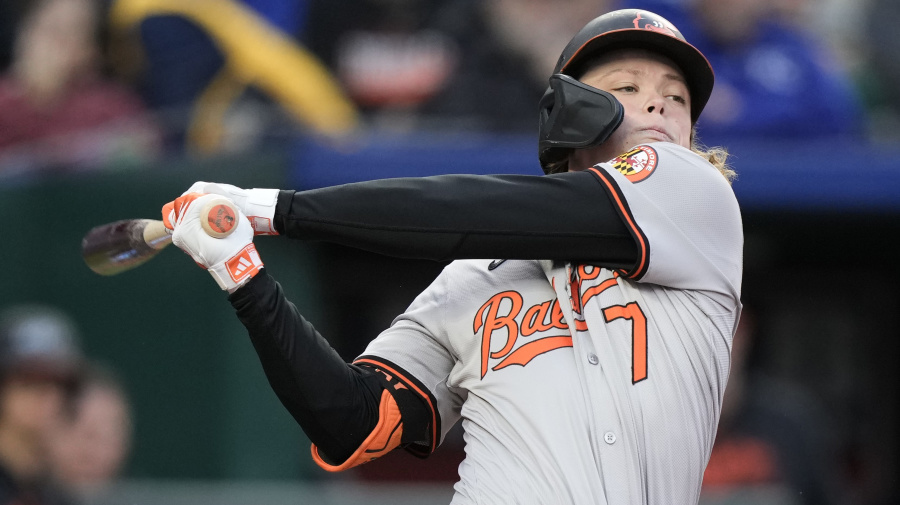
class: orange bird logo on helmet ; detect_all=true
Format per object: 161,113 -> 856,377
632,12 -> 678,38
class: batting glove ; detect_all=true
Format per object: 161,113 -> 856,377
163,193 -> 264,292
184,181 -> 280,235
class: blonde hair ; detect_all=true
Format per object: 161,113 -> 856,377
691,127 -> 736,183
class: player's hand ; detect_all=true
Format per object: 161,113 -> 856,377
183,181 -> 280,235
163,193 -> 264,292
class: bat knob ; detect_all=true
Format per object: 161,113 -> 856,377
200,197 -> 239,238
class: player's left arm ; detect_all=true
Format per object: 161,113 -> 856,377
274,172 -> 636,265
183,172 -> 639,269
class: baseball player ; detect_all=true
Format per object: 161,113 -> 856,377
162,9 -> 742,504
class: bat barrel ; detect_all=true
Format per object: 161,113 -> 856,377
82,196 -> 237,276
82,219 -> 172,276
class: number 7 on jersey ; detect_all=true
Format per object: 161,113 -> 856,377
602,302 -> 648,384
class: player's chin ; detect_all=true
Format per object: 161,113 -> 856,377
633,131 -> 673,145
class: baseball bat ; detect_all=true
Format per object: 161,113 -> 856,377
82,197 -> 238,276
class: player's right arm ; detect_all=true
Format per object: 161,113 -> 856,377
163,192 -> 434,469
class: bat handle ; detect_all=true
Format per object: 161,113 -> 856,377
143,220 -> 174,249
199,197 -> 239,238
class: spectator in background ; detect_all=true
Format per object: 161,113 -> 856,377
410,0 -> 609,133
50,364 -> 132,505
700,306 -> 845,505
303,0 -> 608,133
107,0 -> 359,155
303,0 -> 457,130
0,305 -> 83,505
619,0 -> 865,146
0,0 -> 160,175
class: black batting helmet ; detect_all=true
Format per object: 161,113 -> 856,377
538,9 -> 714,173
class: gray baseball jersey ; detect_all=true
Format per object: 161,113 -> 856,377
359,142 -> 743,504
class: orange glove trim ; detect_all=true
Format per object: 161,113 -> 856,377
161,192 -> 206,230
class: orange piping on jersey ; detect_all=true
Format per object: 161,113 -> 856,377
588,167 -> 648,278
492,336 -> 573,371
354,358 -> 438,453
311,390 -> 403,472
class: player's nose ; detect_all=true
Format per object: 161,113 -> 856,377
644,94 -> 667,115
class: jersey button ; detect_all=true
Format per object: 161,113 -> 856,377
587,353 -> 599,365
604,432 -> 617,444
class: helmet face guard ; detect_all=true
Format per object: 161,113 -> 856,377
538,74 -> 624,171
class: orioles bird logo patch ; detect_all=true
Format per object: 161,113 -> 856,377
610,145 -> 658,183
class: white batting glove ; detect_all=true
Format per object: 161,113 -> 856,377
184,181 -> 280,235
165,193 -> 264,292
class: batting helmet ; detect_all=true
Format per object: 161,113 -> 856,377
538,9 -> 714,173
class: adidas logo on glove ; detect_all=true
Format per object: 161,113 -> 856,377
226,245 -> 264,283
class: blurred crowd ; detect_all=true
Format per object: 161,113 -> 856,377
0,304 -> 132,505
0,0 -> 897,176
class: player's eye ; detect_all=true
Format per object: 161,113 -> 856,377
614,85 -> 638,93
667,94 -> 686,104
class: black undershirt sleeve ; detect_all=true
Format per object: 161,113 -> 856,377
273,171 -> 637,268
229,270 -> 429,464
232,170 -> 637,465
